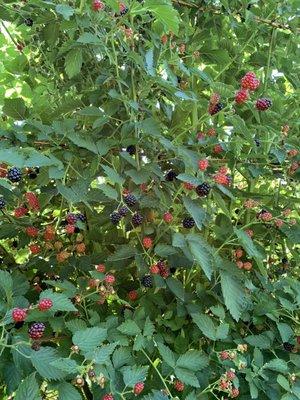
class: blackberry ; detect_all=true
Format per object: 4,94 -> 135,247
209,102 -> 224,115
254,138 -> 260,147
24,18 -> 33,26
132,213 -> 143,226
182,217 -> 195,229
110,211 -> 122,225
74,227 -> 80,233
282,257 -> 288,264
141,274 -> 153,288
165,170 -> 177,181
119,3 -> 128,15
126,145 -> 136,155
283,342 -> 294,352
196,182 -> 211,197
124,193 -> 137,207
14,321 -> 25,330
0,197 -> 6,209
76,213 -> 86,222
118,206 -> 129,216
28,322 -> 45,339
256,98 -> 272,111
28,171 -> 37,179
7,167 -> 22,183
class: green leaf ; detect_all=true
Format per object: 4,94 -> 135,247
176,350 -> 208,371
15,373 -> 41,400
113,347 -> 132,369
187,234 -> 213,280
65,319 -> 87,334
277,375 -> 291,391
107,245 -> 136,262
98,183 -> 118,200
144,0 -> 180,34
234,228 -> 263,261
118,320 -> 141,336
0,270 -> 13,300
40,290 -> 77,312
56,382 -> 82,400
73,327 -> 107,354
264,359 -> 288,373
157,342 -> 176,368
166,277 -> 185,302
143,317 -> 155,337
220,270 -> 247,321
145,48 -> 155,76
277,323 -> 294,342
55,4 -> 75,20
3,98 -> 28,120
31,347 -> 69,380
50,358 -> 79,374
94,343 -> 119,364
182,197 -> 206,230
65,49 -> 83,78
191,313 -> 216,340
155,244 -> 177,257
245,333 -> 273,349
122,365 -> 148,387
102,165 -> 124,185
174,367 -> 200,388
77,33 -> 101,44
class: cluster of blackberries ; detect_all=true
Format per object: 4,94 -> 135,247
182,217 -> 195,229
209,102 -> 224,115
27,167 -> 40,179
124,193 -> 137,207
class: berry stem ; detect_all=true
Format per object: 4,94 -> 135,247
141,349 -> 173,398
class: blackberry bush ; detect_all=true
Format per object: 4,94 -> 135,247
0,1 -> 298,400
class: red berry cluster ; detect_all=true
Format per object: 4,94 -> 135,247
133,382 -> 144,395
150,260 -> 169,278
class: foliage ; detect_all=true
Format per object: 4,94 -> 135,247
0,0 -> 299,399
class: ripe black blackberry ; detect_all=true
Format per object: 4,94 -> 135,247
110,211 -> 122,225
7,167 -> 22,182
0,197 -> 6,209
118,206 -> 129,216
28,322 -> 45,339
165,170 -> 177,181
76,213 -> 86,222
119,3 -> 128,15
209,102 -> 224,115
256,98 -> 272,111
24,18 -> 33,26
14,321 -> 24,330
126,145 -> 136,155
196,182 -> 211,197
74,227 -> 80,233
283,342 -> 294,352
141,274 -> 153,288
182,217 -> 195,229
124,193 -> 137,206
132,213 -> 143,226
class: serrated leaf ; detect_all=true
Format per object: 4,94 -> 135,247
113,347 -> 132,369
122,365 -> 148,387
220,270 -> 247,321
65,48 -> 83,78
118,320 -> 141,336
94,343 -> 118,364
56,382 -> 82,400
166,277 -> 185,302
65,319 -> 87,334
143,317 -> 155,337
176,350 -> 208,371
31,347 -> 69,380
144,0 -> 180,34
245,332 -> 273,349
264,359 -> 288,373
73,327 -> 107,354
191,313 -> 216,340
55,4 -> 75,20
182,197 -> 206,230
0,270 -> 13,299
157,342 -> 176,368
102,164 -> 124,185
3,98 -> 28,120
107,245 -> 136,262
187,234 -> 213,280
277,375 -> 291,391
50,358 -> 79,374
15,373 -> 41,400
234,228 -> 263,261
40,290 -> 77,312
174,367 -> 200,388
277,323 -> 294,342
98,183 -> 118,200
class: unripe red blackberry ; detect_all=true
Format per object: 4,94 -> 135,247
29,244 -> 41,254
132,213 -> 143,226
12,308 -> 27,322
141,274 -> 152,288
198,159 -> 209,171
142,237 -> 152,249
66,213 -> 77,225
133,382 -> 144,395
241,72 -> 260,90
182,217 -> 195,229
26,226 -> 39,237
14,205 -> 28,218
235,89 -> 249,104
183,182 -> 195,190
92,0 -> 105,11
38,298 -> 53,311
28,322 -> 45,339
96,263 -> 106,272
124,193 -> 137,206
230,388 -> 240,398
105,274 -> 115,284
25,192 -> 40,211
196,182 -> 210,197
255,98 -> 272,111
128,290 -> 138,301
163,212 -> 173,223
150,263 -> 160,274
119,2 -> 128,15
174,380 -> 184,392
